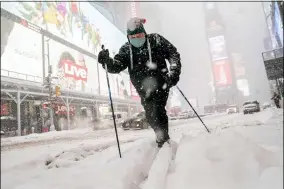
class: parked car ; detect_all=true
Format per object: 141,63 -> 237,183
243,101 -> 260,114
226,105 -> 240,114
168,113 -> 178,120
121,111 -> 149,130
1,116 -> 17,132
178,110 -> 195,119
103,112 -> 128,125
262,102 -> 272,110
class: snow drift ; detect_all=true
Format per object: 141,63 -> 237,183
166,130 -> 283,189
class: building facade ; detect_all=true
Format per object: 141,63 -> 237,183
261,1 -> 283,97
1,2 -> 142,136
202,2 -> 239,105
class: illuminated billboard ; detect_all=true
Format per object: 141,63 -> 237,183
212,60 -> 232,87
1,2 -> 138,100
48,39 -> 99,93
237,79 -> 250,96
1,16 -> 43,82
118,72 -> 131,99
208,35 -> 228,61
130,82 -> 140,100
98,65 -> 131,99
1,2 -> 127,56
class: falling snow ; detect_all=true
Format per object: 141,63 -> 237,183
146,61 -> 157,70
162,68 -> 168,73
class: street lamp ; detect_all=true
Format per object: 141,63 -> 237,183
43,38 -> 57,131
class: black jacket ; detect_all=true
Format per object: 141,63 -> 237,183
98,33 -> 181,100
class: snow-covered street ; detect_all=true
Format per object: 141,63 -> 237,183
1,1 -> 283,189
1,108 -> 282,189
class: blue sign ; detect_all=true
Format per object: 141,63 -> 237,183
273,3 -> 283,47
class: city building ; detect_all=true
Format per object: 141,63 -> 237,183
202,2 -> 277,105
261,1 -> 283,97
0,2 -> 142,136
202,2 -> 239,105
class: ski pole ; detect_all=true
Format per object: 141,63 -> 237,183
176,86 -> 211,133
102,45 -> 122,158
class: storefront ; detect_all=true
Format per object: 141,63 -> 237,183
1,96 -> 43,136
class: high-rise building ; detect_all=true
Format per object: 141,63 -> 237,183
203,2 -> 275,103
202,2 -> 238,105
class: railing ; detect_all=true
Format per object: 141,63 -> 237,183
1,69 -> 43,83
0,69 -> 136,101
262,47 -> 284,61
99,91 -> 132,100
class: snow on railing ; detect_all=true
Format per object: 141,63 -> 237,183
1,69 -> 43,83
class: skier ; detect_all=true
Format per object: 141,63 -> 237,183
271,92 -> 281,108
98,17 -> 181,147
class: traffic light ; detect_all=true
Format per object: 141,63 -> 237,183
55,86 -> 61,97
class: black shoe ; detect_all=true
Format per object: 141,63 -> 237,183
155,128 -> 170,148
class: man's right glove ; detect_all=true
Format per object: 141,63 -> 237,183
165,73 -> 180,89
98,48 -> 110,66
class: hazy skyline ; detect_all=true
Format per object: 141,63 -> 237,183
140,2 -> 273,107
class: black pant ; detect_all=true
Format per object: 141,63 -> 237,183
141,90 -> 169,133
274,100 -> 280,108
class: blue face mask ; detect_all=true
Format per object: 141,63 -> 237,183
129,37 -> 146,48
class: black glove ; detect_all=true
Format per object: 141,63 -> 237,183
98,48 -> 110,65
165,72 -> 179,88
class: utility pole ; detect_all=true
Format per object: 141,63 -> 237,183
43,39 -> 59,131
47,65 -> 55,131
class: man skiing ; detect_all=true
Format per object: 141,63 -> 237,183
98,17 -> 181,147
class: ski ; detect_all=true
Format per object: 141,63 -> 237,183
140,140 -> 178,189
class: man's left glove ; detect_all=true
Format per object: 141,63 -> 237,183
165,73 -> 180,89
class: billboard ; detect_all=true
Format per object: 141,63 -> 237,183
130,82 -> 140,100
117,72 -> 131,99
1,2 -> 127,56
48,39 -> 99,93
231,53 -> 246,78
98,66 -> 119,97
98,66 -> 131,99
212,60 -> 232,87
1,16 -> 43,81
237,79 -> 250,96
208,35 -> 228,61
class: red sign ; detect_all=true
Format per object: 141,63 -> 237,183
130,82 -> 140,100
55,104 -> 76,116
60,59 -> 88,82
1,104 -> 9,116
213,59 -> 232,87
42,103 -> 76,116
